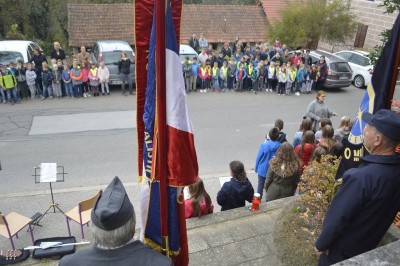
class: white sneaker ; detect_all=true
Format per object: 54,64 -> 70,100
295,92 -> 300,96
269,89 -> 272,92
266,89 -> 268,92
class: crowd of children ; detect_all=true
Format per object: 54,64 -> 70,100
184,38 -> 324,95
0,56 -> 111,105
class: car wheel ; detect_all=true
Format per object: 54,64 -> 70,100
354,75 -> 365,88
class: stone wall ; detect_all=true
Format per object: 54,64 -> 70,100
318,0 -> 398,52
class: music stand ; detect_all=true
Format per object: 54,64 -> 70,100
33,163 -> 67,225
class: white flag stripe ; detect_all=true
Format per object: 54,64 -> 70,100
166,49 -> 194,133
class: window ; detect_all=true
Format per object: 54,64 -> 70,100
335,52 -> 352,60
349,54 -> 370,67
354,24 -> 368,48
28,45 -> 35,62
330,62 -> 352,72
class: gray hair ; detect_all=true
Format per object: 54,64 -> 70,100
373,127 -> 399,149
91,213 -> 136,249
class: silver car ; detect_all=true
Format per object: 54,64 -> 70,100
90,40 -> 135,85
309,50 -> 353,89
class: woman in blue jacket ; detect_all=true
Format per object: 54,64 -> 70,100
217,161 -> 254,211
254,127 -> 281,199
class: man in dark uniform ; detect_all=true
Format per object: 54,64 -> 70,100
59,176 -> 172,266
315,109 -> 400,265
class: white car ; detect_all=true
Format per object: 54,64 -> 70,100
0,40 -> 43,65
179,44 -> 199,64
334,50 -> 373,88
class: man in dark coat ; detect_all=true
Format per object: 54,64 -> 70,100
188,33 -> 199,53
59,176 -> 172,266
315,109 -> 400,266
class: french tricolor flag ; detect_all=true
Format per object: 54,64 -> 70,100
139,1 -> 198,265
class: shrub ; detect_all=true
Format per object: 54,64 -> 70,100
298,154 -> 341,224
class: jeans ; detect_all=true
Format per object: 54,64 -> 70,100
278,82 -> 285,94
184,77 -> 190,92
252,80 -> 259,91
52,82 -> 62,97
121,73 -> 132,93
257,175 -> 266,199
6,88 -> 18,103
235,79 -> 243,91
73,84 -> 82,97
42,84 -> 53,98
28,84 -> 36,99
218,77 -> 224,90
0,87 -> 5,102
200,79 -> 206,90
101,82 -> 109,94
286,81 -> 293,94
65,82 -> 74,97
227,76 -> 234,89
35,69 -> 43,95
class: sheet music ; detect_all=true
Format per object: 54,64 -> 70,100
219,176 -> 231,187
40,163 -> 57,183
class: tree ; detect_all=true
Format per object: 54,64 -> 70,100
267,0 -> 357,49
4,24 -> 27,40
368,0 -> 400,66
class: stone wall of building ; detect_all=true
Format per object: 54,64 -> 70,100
318,0 -> 398,52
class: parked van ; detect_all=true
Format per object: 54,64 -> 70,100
90,40 -> 135,85
0,40 -> 43,65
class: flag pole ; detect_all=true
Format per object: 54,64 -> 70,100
155,0 -> 169,256
386,32 -> 400,108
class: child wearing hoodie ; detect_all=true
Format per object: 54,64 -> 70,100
255,127 -> 281,199
217,161 -> 254,211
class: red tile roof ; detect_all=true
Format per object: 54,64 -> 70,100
260,0 -> 308,25
68,3 -> 268,47
181,4 -> 268,44
68,3 -> 134,47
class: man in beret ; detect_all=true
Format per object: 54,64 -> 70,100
315,109 -> 400,265
60,176 -> 172,266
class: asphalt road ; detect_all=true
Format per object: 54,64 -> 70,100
0,85 -> 376,197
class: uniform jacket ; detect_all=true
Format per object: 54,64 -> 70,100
59,240 -> 172,266
316,154 -> 400,261
217,178 -> 254,211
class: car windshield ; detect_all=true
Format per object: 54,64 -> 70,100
329,62 -> 352,72
0,51 -> 23,66
102,51 -> 134,65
